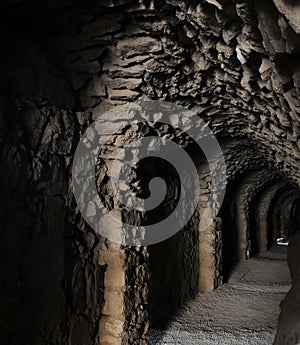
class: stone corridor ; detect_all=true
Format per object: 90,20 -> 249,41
1,0 -> 300,344
149,246 -> 290,345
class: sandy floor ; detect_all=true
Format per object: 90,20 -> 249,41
149,246 -> 291,345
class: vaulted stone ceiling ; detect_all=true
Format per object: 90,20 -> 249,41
1,0 -> 300,188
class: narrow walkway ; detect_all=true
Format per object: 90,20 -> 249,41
149,246 -> 291,345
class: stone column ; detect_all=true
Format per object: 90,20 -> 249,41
199,217 -> 222,292
99,244 -> 126,345
236,202 -> 249,261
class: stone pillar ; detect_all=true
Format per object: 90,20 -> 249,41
199,217 -> 222,292
99,244 -> 126,345
236,202 -> 249,261
257,213 -> 268,253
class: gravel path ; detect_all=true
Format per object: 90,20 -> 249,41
149,247 -> 291,345
149,329 -> 276,345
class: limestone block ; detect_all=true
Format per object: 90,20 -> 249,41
117,36 -> 162,58
273,0 -> 300,34
100,316 -> 124,336
100,334 -> 123,345
103,289 -> 124,316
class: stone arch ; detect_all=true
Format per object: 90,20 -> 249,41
1,1 -> 300,344
269,189 -> 300,245
234,170 -> 280,261
216,137 -> 280,282
251,181 -> 286,253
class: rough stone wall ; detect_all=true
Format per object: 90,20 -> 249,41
2,0 -> 298,183
274,233 -> 300,345
0,99 -> 106,345
1,0 -> 300,344
270,188 -> 300,244
198,217 -> 222,292
94,115 -> 203,336
252,182 -> 286,252
235,171 -> 281,259
147,214 -> 200,329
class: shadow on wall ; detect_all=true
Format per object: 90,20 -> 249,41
147,225 -> 200,330
0,68 -> 104,345
146,157 -> 200,328
0,157 -> 66,344
289,198 -> 300,237
218,180 -> 237,283
147,142 -> 209,329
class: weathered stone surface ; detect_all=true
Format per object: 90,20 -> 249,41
79,14 -> 123,40
108,88 -> 140,101
100,316 -> 124,336
69,317 -> 92,345
116,36 -> 162,58
103,77 -> 142,90
255,0 -> 286,55
274,233 -> 300,345
87,77 -> 107,97
1,1 -> 300,345
103,289 -> 124,316
103,63 -> 145,78
273,0 -> 300,34
100,334 -> 123,345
